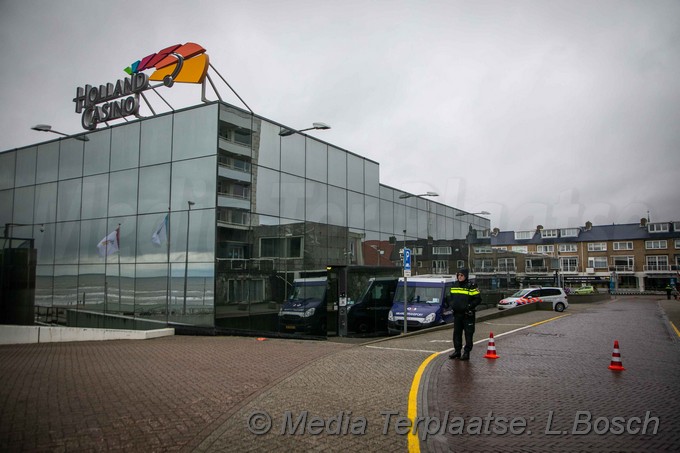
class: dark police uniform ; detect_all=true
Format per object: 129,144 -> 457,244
448,269 -> 482,360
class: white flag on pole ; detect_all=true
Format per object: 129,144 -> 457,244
97,227 -> 120,257
152,214 -> 169,246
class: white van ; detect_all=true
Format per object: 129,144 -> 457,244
497,286 -> 568,312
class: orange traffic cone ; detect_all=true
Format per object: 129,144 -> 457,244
483,332 -> 499,359
608,340 -> 625,371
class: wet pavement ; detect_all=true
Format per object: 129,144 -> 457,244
0,296 -> 678,452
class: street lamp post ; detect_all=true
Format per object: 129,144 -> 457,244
398,192 -> 438,334
279,122 -> 331,137
31,124 -> 89,142
183,201 -> 195,315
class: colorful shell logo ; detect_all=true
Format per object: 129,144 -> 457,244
124,42 -> 209,86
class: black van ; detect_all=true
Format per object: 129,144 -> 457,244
347,277 -> 398,334
278,277 -> 328,335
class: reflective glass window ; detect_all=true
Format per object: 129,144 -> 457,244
306,138 -> 327,183
138,164 -> 170,214
54,222 -> 80,264
59,139 -> 84,180
52,265 -> 78,308
348,191 -> 364,230
135,263 -> 170,315
81,174 -> 109,220
328,186 -> 347,227
79,219 -> 108,264
137,213 -> 171,264
169,208 -> 215,262
108,169 -> 138,217
379,199 -> 394,235
305,180 -> 327,223
380,185 -> 394,201
35,223 -> 55,264
0,151 -> 15,189
111,122 -> 140,171
13,186 -> 34,224
83,129 -> 111,176
252,165 -> 279,217
35,265 -> 53,307
347,155 -> 364,192
34,182 -> 57,225
281,133 -> 305,177
57,179 -> 82,222
171,156 -> 216,211
364,161 -> 379,197
328,146 -> 346,188
77,264 -> 105,310
0,190 -> 12,226
105,216 -> 136,264
255,120 -> 281,170
281,173 -> 305,221
36,142 -> 59,184
15,147 -> 36,187
365,195 -> 379,232
140,114 -> 173,166
172,104 -> 218,161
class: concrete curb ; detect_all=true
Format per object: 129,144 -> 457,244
0,325 -> 175,345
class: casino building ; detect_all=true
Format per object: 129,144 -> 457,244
0,45 -> 489,336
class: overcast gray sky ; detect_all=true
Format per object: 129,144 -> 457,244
1,0 -> 678,231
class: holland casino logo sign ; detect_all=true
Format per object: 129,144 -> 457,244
73,43 -> 209,130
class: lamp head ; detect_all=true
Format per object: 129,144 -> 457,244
31,124 -> 53,132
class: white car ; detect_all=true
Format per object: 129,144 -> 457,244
497,287 -> 568,312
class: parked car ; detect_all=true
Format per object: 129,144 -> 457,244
497,287 -> 568,312
573,285 -> 597,295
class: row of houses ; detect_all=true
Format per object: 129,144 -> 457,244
387,219 -> 680,292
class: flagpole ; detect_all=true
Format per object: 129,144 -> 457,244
165,208 -> 171,325
117,224 -> 122,312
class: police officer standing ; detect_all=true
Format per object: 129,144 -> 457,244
448,269 -> 482,360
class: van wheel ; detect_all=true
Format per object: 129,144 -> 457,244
554,303 -> 565,312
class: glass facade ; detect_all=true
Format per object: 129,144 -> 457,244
1,101 -> 489,336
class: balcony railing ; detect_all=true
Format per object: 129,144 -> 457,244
644,264 -> 671,272
610,265 -> 634,273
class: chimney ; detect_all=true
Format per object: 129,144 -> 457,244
585,221 -> 592,231
536,225 -> 544,232
640,218 -> 648,228
492,227 -> 500,237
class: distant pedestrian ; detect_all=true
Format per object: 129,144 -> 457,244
447,269 -> 482,361
666,284 -> 673,300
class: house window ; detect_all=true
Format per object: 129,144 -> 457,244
476,229 -> 490,238
260,236 -> 303,258
613,242 -> 633,250
498,258 -> 516,272
560,228 -> 579,237
492,246 -> 507,251
588,242 -> 607,252
541,229 -> 558,238
474,246 -> 492,254
512,246 -> 528,253
536,245 -> 554,254
559,244 -> 577,253
645,240 -> 667,250
560,257 -> 578,272
432,260 -> 449,274
588,257 -> 608,269
456,260 -> 465,269
648,223 -> 669,233
525,258 -> 546,271
676,239 -> 680,249
515,231 -> 533,240
432,246 -> 451,255
646,255 -> 669,271
473,259 -> 493,271
612,256 -> 634,271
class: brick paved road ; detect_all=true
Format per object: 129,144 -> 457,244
0,297 -> 677,452
421,296 -> 680,452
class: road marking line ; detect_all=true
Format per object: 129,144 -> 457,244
365,345 -> 439,354
407,351 -> 438,453
406,313 -> 575,453
671,321 -> 680,338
